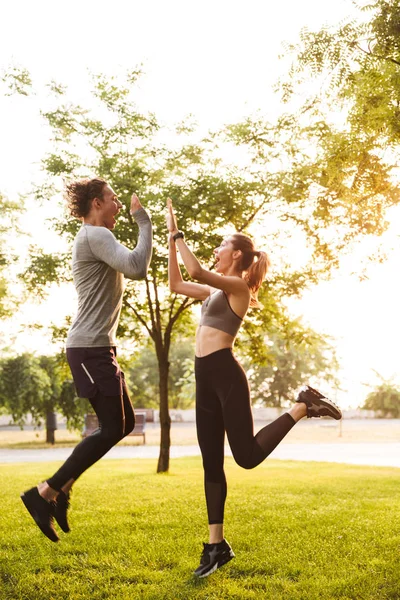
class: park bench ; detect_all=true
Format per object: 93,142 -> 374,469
82,411 -> 146,444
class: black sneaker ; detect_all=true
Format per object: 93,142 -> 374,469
54,490 -> 70,533
296,385 -> 342,420
194,539 -> 235,578
20,487 -> 59,542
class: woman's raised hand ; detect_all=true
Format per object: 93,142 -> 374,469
166,198 -> 179,234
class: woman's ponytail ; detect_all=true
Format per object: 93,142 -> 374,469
230,233 -> 270,308
245,250 -> 270,307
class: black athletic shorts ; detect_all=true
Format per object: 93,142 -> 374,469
66,346 -> 125,399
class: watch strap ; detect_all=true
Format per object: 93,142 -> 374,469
172,231 -> 184,241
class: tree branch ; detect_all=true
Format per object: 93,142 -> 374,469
153,275 -> 162,334
164,296 -> 196,344
355,43 -> 400,67
124,300 -> 153,338
237,195 -> 271,232
145,277 -> 157,332
168,294 -> 177,324
170,296 -> 197,327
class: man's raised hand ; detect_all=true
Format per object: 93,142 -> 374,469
130,193 -> 142,214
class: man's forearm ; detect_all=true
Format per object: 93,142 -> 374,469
128,208 -> 153,278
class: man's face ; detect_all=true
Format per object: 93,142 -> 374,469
97,185 -> 123,229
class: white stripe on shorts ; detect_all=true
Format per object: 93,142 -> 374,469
81,362 -> 95,384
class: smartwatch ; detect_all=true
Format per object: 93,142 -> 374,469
172,231 -> 184,242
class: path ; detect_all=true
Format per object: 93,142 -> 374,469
1,442 -> 400,468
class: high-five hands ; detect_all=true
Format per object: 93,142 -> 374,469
166,198 -> 179,234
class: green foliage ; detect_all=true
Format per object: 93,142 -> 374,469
25,64 -> 388,335
6,5 -> 400,466
0,193 -> 23,319
1,65 -> 32,96
267,0 -> 400,270
0,354 -> 52,426
20,68 -> 300,470
0,353 -> 88,435
17,61 -> 391,466
21,247 -> 71,298
127,339 -> 196,409
363,377 -> 400,417
58,380 -> 90,432
0,277 -> 9,320
243,319 -> 338,407
38,353 -> 90,430
28,70 -> 263,349
223,113 -> 400,274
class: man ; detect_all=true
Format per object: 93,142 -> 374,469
21,177 -> 153,542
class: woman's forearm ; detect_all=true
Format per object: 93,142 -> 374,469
168,237 -> 184,290
175,237 -> 203,280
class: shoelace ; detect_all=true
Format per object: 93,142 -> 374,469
306,386 -> 325,400
57,492 -> 70,509
307,386 -> 341,411
199,544 -> 212,565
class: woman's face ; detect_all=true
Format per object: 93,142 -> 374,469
214,237 -> 235,273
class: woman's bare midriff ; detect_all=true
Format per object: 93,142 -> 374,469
195,325 -> 235,357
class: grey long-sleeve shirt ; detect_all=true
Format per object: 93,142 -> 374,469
66,207 -> 152,348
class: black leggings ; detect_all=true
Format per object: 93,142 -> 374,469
46,381 -> 135,491
195,348 -> 296,524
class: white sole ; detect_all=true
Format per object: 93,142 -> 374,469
196,551 -> 235,578
199,563 -> 219,578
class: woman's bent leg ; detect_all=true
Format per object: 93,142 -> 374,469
218,353 -> 296,469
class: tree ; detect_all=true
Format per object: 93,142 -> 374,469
272,0 -> 400,268
38,354 -> 89,442
363,377 -> 400,418
0,66 -> 29,320
281,0 -> 400,145
18,70 -> 287,472
0,353 -> 52,429
127,338 -> 196,410
0,352 -> 87,443
0,193 -> 22,320
243,318 -> 339,407
9,35 -> 400,471
1,65 -> 32,96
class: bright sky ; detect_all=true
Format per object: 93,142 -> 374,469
1,0 -> 399,409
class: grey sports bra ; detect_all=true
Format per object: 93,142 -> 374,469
199,290 -> 243,337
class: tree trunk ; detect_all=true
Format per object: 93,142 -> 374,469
46,427 -> 55,444
46,410 -> 57,445
157,353 -> 171,473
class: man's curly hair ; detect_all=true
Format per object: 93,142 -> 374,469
65,177 -> 107,218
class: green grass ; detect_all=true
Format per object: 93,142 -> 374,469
1,458 -> 399,599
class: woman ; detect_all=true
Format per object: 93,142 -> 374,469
166,198 -> 341,577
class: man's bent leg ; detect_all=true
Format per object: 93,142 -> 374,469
46,390 -> 126,491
